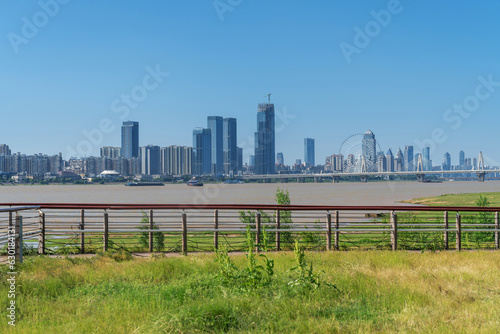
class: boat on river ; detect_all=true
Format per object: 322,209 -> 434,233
187,178 -> 203,187
125,182 -> 164,186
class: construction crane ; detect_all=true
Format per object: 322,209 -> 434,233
264,93 -> 271,103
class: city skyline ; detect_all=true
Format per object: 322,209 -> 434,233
1,122 -> 491,173
2,2 -> 500,165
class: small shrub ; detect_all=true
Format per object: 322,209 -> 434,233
288,240 -> 338,291
137,211 -> 164,251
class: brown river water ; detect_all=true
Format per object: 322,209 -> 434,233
0,181 -> 498,205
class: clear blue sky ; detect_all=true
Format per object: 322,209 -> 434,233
2,0 -> 500,166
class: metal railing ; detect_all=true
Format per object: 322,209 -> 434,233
1,203 -> 499,259
0,206 -> 41,263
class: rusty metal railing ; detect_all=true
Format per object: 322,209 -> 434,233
1,204 -> 499,257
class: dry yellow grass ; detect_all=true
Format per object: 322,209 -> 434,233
2,251 -> 500,333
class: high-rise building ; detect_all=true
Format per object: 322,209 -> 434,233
362,130 -> 376,171
207,116 -> 223,175
249,155 -> 255,167
443,152 -> 451,171
404,146 -> 414,171
100,146 -> 121,159
325,154 -> 343,172
385,149 -> 394,172
304,138 -> 315,166
459,150 -> 465,169
465,157 -> 472,169
394,149 -> 403,172
276,152 -> 284,165
422,146 -> 432,171
121,121 -> 139,159
140,145 -> 161,175
0,144 -> 11,156
223,117 -> 238,175
161,146 -> 192,176
193,128 -> 212,175
377,152 -> 387,172
254,103 -> 275,174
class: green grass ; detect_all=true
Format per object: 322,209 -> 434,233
403,191 -> 500,206
2,251 -> 500,333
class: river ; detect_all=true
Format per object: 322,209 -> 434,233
0,181 -> 498,205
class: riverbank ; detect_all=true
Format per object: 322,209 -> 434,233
403,192 -> 500,206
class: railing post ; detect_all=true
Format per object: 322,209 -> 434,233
326,211 -> 332,251
80,209 -> 85,254
275,210 -> 280,251
103,211 -> 109,252
9,211 -> 13,233
391,211 -> 398,251
149,209 -> 154,252
256,211 -> 261,252
214,209 -> 219,250
495,212 -> 499,250
38,210 -> 45,255
456,213 -> 461,251
182,210 -> 187,255
15,215 -> 23,263
334,210 -> 340,250
443,211 -> 448,250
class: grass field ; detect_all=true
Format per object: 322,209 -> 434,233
2,250 -> 500,333
402,191 -> 500,206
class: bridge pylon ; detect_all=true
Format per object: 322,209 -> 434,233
417,154 -> 424,172
478,151 -> 485,170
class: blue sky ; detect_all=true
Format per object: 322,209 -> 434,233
1,0 -> 500,166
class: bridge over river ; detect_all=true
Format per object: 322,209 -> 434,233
238,169 -> 500,183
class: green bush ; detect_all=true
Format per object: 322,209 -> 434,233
137,211 -> 164,251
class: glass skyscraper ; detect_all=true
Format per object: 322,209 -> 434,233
422,146 -> 431,171
361,130 -> 376,171
254,103 -> 275,175
459,150 -> 465,169
404,145 -> 414,171
207,116 -> 223,176
443,152 -> 451,171
304,138 -> 315,166
223,118 -> 238,175
121,121 -> 139,159
193,128 -> 212,175
276,152 -> 284,165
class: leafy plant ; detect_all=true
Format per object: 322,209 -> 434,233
397,212 -> 444,251
463,194 -> 494,248
137,211 -> 164,251
214,225 -> 274,289
288,240 -> 338,291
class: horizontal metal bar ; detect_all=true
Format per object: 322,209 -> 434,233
2,203 -> 500,212
0,206 -> 40,213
